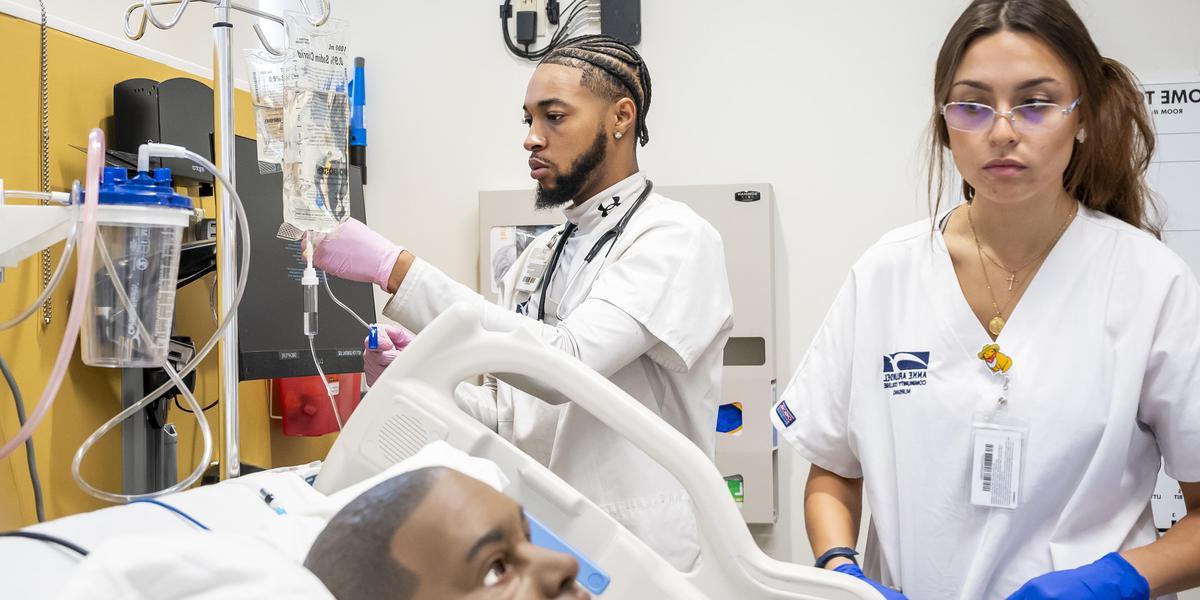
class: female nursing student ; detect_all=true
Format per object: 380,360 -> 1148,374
771,1 -> 1200,598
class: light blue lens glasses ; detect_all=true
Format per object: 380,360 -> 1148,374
941,97 -> 1082,133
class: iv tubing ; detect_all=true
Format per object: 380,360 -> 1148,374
0,130 -> 104,459
3,190 -> 70,203
69,145 -> 251,501
304,232 -> 349,431
0,216 -> 77,332
322,272 -> 370,329
310,204 -> 371,329
308,334 -> 343,430
71,236 -> 212,502
125,147 -> 251,435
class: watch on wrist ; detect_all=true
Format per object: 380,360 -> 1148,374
815,546 -> 860,569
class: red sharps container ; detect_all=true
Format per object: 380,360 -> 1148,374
275,373 -> 362,436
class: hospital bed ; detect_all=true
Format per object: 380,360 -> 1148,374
0,303 -> 879,599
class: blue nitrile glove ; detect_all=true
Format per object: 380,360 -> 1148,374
1007,553 -> 1150,600
834,563 -> 909,599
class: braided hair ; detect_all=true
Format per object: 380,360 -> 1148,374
540,35 -> 653,146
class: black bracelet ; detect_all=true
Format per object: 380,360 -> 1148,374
815,546 -> 859,569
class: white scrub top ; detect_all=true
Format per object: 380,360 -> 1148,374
384,172 -> 734,570
772,206 -> 1200,599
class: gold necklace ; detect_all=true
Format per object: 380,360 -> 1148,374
967,203 -> 1077,336
980,247 -> 1030,292
972,205 -> 1075,291
975,241 -> 1024,336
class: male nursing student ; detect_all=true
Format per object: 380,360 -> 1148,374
312,35 -> 734,571
772,1 -> 1200,599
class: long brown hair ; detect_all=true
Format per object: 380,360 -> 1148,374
927,0 -> 1160,236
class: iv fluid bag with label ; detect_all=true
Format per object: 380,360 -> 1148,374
278,12 -> 351,240
245,49 -> 286,172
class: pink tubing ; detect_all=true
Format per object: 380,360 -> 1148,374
0,128 -> 105,459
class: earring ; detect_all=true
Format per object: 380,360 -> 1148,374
1075,129 -> 1087,143
614,131 -> 624,140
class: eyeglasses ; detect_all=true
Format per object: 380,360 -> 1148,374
941,97 -> 1082,133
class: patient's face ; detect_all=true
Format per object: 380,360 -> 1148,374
390,470 -> 589,600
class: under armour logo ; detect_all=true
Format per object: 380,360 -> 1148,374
598,196 -> 621,217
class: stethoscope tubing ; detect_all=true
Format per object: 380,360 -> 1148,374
536,180 -> 654,322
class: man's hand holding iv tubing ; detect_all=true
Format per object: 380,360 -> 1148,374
309,218 -> 408,292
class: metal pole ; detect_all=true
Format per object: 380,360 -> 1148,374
214,0 -> 240,479
121,368 -> 147,494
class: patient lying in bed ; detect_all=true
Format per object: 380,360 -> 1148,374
48,443 -> 589,600
305,466 -> 590,600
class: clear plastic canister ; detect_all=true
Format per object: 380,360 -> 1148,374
81,167 -> 193,368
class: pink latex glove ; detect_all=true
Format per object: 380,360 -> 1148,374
364,325 -> 413,386
311,218 -> 404,290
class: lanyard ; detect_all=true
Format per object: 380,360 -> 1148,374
537,180 -> 654,322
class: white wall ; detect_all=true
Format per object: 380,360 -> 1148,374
337,0 -> 1200,565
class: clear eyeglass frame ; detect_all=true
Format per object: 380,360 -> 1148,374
940,96 -> 1082,133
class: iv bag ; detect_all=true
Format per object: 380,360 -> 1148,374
244,49 -> 285,173
278,12 -> 351,240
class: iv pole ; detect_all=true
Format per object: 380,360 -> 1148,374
123,0 -> 331,480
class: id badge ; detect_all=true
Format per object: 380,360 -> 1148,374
516,243 -> 554,294
969,409 -> 1027,510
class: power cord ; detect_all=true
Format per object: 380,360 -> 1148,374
500,0 -> 599,61
173,396 -> 218,414
0,355 -> 45,523
0,531 -> 88,557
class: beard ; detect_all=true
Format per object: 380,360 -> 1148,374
535,126 -> 608,210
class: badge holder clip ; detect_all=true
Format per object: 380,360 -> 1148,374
970,373 -> 1028,510
516,238 -> 556,294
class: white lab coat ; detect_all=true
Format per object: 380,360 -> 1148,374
772,206 -> 1200,599
383,172 -> 734,570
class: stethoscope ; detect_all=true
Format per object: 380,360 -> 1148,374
537,180 -> 654,322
